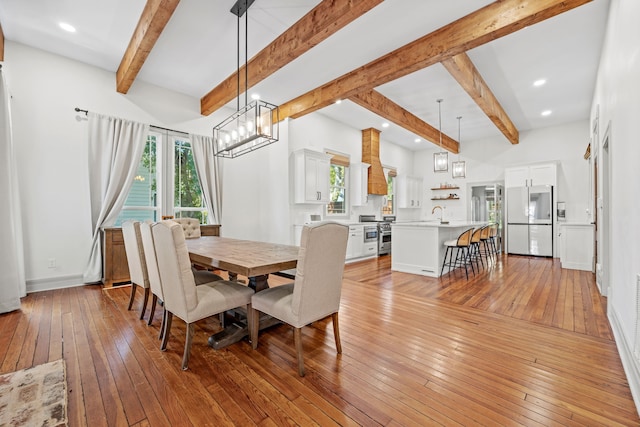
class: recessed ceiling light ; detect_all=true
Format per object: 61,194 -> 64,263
533,79 -> 546,87
335,99 -> 342,105
59,22 -> 76,33
414,138 -> 421,143
541,110 -> 552,116
251,93 -> 260,100
382,122 -> 390,128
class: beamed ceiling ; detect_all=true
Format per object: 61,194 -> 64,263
0,0 -> 610,152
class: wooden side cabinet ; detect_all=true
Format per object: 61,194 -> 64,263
102,224 -> 221,288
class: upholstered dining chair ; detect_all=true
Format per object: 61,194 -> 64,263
152,220 -> 254,370
122,221 -> 151,320
250,222 -> 349,377
172,217 -> 201,239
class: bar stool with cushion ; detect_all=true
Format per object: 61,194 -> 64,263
152,220 -> 254,370
122,221 -> 151,320
250,222 -> 349,377
440,228 -> 475,279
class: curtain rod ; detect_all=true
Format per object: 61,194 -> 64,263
74,107 -> 190,136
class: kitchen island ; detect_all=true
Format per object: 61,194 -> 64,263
391,221 -> 487,277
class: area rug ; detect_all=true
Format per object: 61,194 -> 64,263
0,359 -> 67,426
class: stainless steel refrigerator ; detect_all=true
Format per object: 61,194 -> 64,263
506,185 -> 553,256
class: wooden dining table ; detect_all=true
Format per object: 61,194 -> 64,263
185,236 -> 300,349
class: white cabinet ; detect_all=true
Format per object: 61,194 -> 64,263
396,174 -> 423,208
362,241 -> 378,257
290,149 -> 331,204
350,162 -> 370,206
559,223 -> 594,271
505,163 -> 556,188
346,225 -> 363,260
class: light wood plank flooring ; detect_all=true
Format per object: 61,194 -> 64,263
0,254 -> 637,426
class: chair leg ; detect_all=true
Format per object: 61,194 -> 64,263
159,308 -> 167,341
293,327 -> 305,377
182,323 -> 195,371
140,287 -> 150,320
250,307 -> 260,350
440,247 -> 450,277
332,312 -> 342,354
127,283 -> 137,310
147,294 -> 158,326
161,312 -> 173,351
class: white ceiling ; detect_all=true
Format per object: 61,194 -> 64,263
0,0 -> 610,151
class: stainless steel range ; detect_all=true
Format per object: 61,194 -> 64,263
359,215 -> 395,256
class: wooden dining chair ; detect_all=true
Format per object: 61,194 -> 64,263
122,221 -> 151,320
152,220 -> 254,370
250,222 -> 349,377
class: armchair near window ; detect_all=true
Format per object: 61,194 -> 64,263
250,222 -> 349,376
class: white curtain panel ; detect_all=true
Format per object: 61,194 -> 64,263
83,113 -> 149,283
190,133 -> 222,224
0,67 -> 26,313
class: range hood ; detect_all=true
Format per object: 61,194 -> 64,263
361,128 -> 387,195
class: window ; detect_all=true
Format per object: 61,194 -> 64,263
326,151 -> 350,216
115,130 -> 207,225
382,168 -> 396,215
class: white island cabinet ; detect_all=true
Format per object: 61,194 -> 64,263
391,221 -> 486,277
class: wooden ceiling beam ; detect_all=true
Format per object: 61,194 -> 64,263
278,0 -> 592,121
200,0 -> 383,116
116,0 -> 181,94
442,53 -> 519,145
350,90 -> 460,153
0,21 -> 4,61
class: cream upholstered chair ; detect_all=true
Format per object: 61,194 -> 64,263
250,222 -> 349,377
122,221 -> 151,320
139,222 -> 166,331
152,220 -> 254,370
172,217 -> 201,238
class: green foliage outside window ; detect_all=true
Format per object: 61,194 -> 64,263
328,164 -> 347,215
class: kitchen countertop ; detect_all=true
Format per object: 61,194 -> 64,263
392,220 -> 487,228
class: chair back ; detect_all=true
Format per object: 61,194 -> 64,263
480,225 -> 491,240
173,217 -> 202,239
122,221 -> 149,288
456,228 -> 474,247
292,222 -> 349,325
152,221 -> 198,318
489,223 -> 498,237
471,228 -> 482,243
139,222 -> 163,300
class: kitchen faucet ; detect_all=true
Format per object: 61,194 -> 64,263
431,205 -> 448,224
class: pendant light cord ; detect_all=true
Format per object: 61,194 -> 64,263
437,99 -> 443,149
245,7 -> 248,108
457,116 -> 462,159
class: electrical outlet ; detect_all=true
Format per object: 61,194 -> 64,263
48,258 -> 56,268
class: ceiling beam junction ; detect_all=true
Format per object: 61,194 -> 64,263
116,0 -> 181,94
277,0 -> 591,149
200,0 -> 384,116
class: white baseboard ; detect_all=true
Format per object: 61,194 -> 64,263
608,305 -> 640,414
26,274 -> 86,293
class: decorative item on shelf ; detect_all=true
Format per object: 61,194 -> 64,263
213,0 -> 279,159
433,99 -> 448,173
452,116 -> 466,178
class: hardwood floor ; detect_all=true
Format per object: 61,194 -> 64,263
1,254 -> 637,426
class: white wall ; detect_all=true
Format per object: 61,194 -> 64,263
590,0 -> 640,411
4,41 -> 230,291
413,121 -> 591,223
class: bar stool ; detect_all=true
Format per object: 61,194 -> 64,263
488,223 -> 500,257
479,225 -> 493,263
469,227 -> 485,271
440,228 -> 475,279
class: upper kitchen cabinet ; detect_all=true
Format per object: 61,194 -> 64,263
396,174 -> 423,208
290,149 -> 331,204
505,163 -> 557,188
350,162 -> 370,206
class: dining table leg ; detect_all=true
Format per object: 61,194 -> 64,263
248,274 -> 269,292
